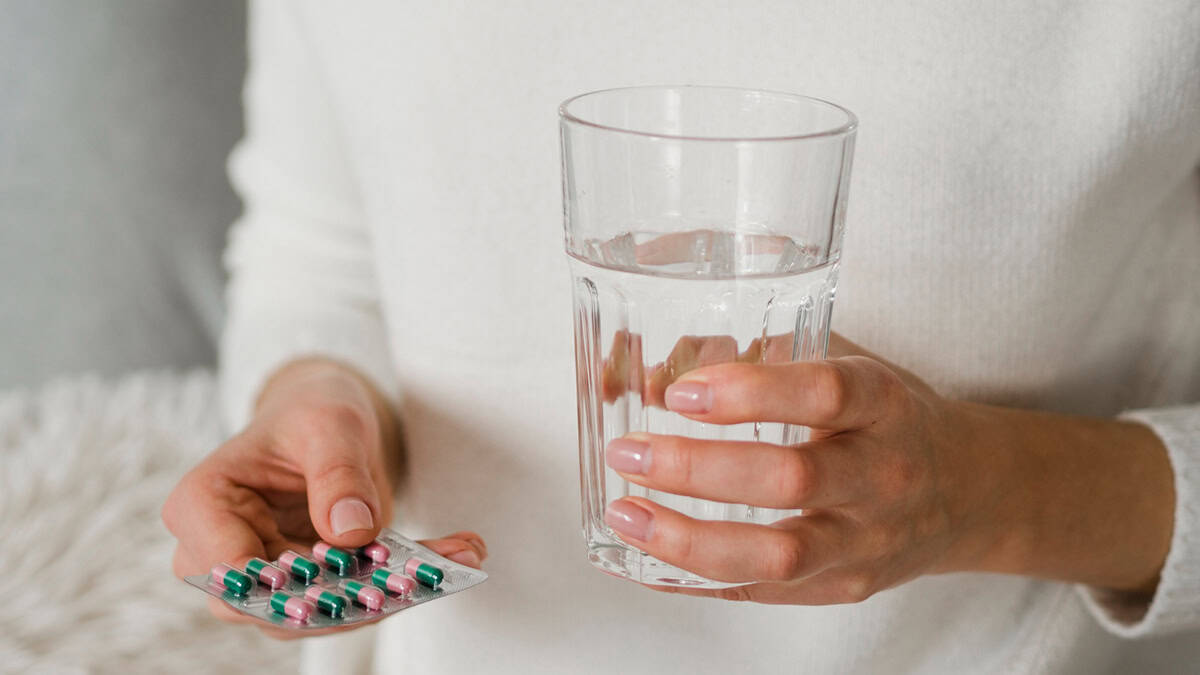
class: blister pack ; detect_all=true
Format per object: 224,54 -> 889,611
184,528 -> 487,629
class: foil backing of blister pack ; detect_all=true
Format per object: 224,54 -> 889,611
184,528 -> 487,629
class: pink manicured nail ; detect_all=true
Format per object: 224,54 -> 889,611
446,549 -> 481,567
330,497 -> 373,536
604,500 -> 654,541
606,438 -> 651,475
665,381 -> 712,413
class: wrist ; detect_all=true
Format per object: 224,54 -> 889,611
934,400 -> 1036,576
944,402 -> 1174,592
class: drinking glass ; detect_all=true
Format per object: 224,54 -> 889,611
560,85 -> 856,587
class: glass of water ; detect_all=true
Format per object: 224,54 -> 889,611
560,85 -> 857,588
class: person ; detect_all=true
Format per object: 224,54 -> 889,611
162,2 -> 1200,672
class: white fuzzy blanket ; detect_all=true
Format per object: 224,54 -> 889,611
0,371 -> 297,674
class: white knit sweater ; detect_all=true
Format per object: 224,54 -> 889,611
221,2 -> 1200,672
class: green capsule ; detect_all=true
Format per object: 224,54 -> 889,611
278,550 -> 321,583
244,558 -> 289,589
304,586 -> 346,618
312,542 -> 354,575
404,558 -> 444,588
371,568 -> 416,595
269,592 -> 314,620
211,563 -> 253,595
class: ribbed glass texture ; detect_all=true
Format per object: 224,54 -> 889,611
561,86 -> 857,587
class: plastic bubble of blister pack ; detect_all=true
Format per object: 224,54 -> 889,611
184,528 -> 487,630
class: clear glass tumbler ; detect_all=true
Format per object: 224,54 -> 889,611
561,85 -> 857,588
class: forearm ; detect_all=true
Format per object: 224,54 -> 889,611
954,401 -> 1175,593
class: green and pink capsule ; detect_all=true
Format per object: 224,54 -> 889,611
339,579 -> 385,611
312,542 -> 355,575
304,586 -> 347,618
277,550 -> 321,583
210,563 -> 253,596
370,568 -> 416,596
244,558 -> 289,589
404,557 -> 444,589
269,591 -> 313,621
356,541 -> 390,563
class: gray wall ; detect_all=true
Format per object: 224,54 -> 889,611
0,1 -> 246,388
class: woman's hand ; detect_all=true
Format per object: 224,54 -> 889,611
603,335 -> 1174,604
162,358 -> 487,638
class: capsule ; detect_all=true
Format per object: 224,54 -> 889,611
404,557 -> 444,588
304,586 -> 347,618
269,591 -> 313,621
244,558 -> 289,590
277,550 -> 321,583
312,541 -> 354,575
356,541 -> 390,564
210,563 -> 253,596
340,579 -> 385,611
370,568 -> 416,596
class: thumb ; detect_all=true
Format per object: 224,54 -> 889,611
301,436 -> 383,548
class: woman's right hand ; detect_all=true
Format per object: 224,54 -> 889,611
162,358 -> 487,638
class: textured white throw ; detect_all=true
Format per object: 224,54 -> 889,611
0,372 -> 296,674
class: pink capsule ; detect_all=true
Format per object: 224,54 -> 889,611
244,558 -> 289,590
340,580 -> 385,611
210,563 -> 253,595
357,542 -> 390,563
269,591 -> 313,621
371,568 -> 416,596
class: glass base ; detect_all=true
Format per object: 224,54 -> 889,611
587,540 -> 745,589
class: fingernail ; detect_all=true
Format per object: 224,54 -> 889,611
447,548 -> 481,567
605,438 -> 651,475
665,381 -> 712,413
330,498 -> 373,536
604,500 -> 654,541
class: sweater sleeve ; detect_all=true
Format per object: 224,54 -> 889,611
219,1 -> 397,433
1077,404 -> 1200,637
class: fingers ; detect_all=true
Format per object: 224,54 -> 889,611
162,465 -> 281,579
603,498 -> 841,584
605,434 -> 862,509
420,532 -> 489,569
644,335 -> 739,407
644,566 -> 881,606
663,356 -> 902,430
287,405 -> 385,548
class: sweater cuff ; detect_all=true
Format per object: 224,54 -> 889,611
218,316 -> 399,434
1077,404 -> 1200,638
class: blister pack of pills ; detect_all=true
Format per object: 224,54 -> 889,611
184,528 -> 487,629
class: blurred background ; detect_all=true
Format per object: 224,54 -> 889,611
0,2 -> 298,671
1,0 -> 240,386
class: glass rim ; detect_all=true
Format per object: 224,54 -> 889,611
558,84 -> 858,143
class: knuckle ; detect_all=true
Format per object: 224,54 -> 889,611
840,572 -> 877,604
856,358 -> 909,411
313,459 -> 370,487
288,400 -> 370,443
661,521 -> 697,566
161,471 -> 202,535
775,450 -> 813,507
160,491 -> 181,534
762,534 -> 806,582
812,362 -> 851,420
654,436 -> 695,488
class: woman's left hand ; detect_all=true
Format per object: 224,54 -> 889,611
602,335 -> 1175,604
